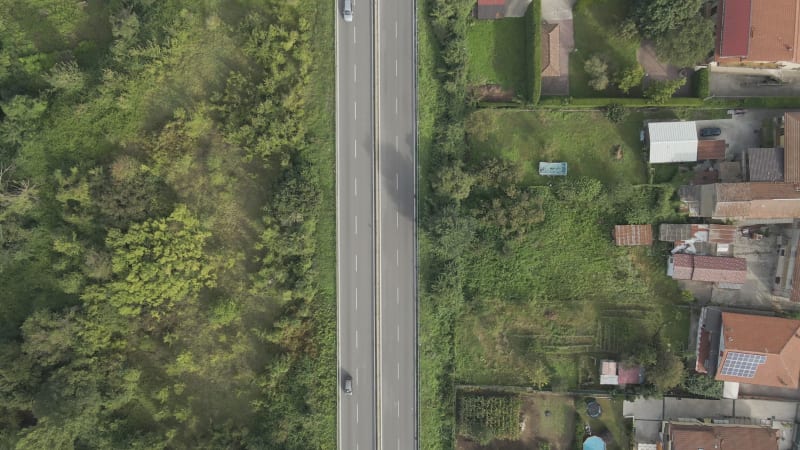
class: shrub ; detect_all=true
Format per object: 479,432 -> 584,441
604,103 -> 626,122
616,65 -> 645,94
693,68 -> 709,98
585,56 -> 609,91
525,0 -> 543,104
644,78 -> 686,104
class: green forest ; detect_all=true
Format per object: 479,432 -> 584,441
0,0 -> 336,448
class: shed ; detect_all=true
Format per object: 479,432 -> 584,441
648,121 -> 698,163
541,23 -> 560,76
475,0 -> 505,19
613,225 -> 653,246
539,162 -> 567,176
697,139 -> 726,160
599,360 -> 619,385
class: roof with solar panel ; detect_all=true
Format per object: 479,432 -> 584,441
714,312 -> 800,388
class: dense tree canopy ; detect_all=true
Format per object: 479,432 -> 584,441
0,0 -> 335,447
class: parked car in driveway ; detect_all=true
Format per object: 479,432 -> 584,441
699,127 -> 722,137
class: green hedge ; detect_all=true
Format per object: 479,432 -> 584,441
525,0 -> 542,104
693,68 -> 709,99
537,96 -> 705,107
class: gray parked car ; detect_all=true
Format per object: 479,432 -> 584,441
343,0 -> 353,22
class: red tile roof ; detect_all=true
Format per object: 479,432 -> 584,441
697,140 -> 727,160
614,225 -> 653,246
785,113 -> 800,182
792,236 -> 800,303
709,224 -> 737,244
617,365 -> 644,385
696,329 -> 711,373
719,0 -> 752,57
692,256 -> 747,283
672,254 -> 695,280
667,422 -> 779,450
716,312 -> 800,388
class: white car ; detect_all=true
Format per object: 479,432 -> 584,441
343,0 -> 353,22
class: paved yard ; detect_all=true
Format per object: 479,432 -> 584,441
693,110 -> 781,159
624,397 -> 799,448
710,66 -> 800,97
542,0 -> 574,20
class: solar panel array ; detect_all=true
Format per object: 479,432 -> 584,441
720,352 -> 767,378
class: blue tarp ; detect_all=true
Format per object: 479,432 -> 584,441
583,436 -> 606,450
539,162 -> 567,176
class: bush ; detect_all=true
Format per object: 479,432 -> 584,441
644,78 -> 686,104
585,56 -> 609,91
682,372 -> 723,399
615,65 -> 645,94
604,103 -> 627,123
693,68 -> 709,98
525,0 -> 542,104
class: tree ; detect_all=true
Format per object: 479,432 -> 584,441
615,65 -> 645,93
632,0 -> 705,39
435,162 -> 475,201
682,372 -> 723,399
655,16 -> 715,67
584,56 -> 609,91
644,78 -> 686,104
647,351 -> 685,392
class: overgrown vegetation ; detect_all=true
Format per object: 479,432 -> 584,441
0,0 -> 336,447
631,0 -> 714,67
457,393 -> 523,444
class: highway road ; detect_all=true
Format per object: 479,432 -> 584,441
336,0 -> 377,448
376,0 -> 417,448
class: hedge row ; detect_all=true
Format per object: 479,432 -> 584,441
525,0 -> 542,104
527,96 -> 800,109
693,68 -> 709,98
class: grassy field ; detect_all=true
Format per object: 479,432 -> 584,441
455,109 -> 690,389
465,18 -> 528,96
570,0 -> 640,98
467,109 -> 648,185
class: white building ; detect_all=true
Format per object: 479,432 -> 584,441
648,121 -> 698,163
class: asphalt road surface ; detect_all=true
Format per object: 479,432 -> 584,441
376,0 -> 417,448
336,0 -> 377,448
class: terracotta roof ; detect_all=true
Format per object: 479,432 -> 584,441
617,364 -> 644,385
718,0 -> 752,57
667,422 -> 779,450
716,312 -> 800,388
541,23 -> 560,77
717,0 -> 800,63
672,254 -> 695,280
697,140 -> 726,160
614,225 -> 653,246
747,148 -> 785,182
692,256 -> 747,283
709,224 -> 737,243
785,113 -> 800,182
704,182 -> 800,219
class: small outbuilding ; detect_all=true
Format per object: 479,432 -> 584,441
613,225 -> 653,246
647,121 -> 698,163
539,161 -> 567,176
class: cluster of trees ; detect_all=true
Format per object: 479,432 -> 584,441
0,0 -> 335,448
584,56 -> 645,93
629,0 -> 715,67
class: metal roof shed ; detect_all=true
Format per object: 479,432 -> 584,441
648,121 -> 699,163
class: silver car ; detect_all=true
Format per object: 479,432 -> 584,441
343,376 -> 353,395
343,0 -> 353,22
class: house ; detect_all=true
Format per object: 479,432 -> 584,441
696,309 -> 800,395
658,224 -> 736,255
648,122 -> 699,163
474,0 -> 505,19
599,359 -> 645,385
743,148 -> 785,182
679,182 -> 800,222
541,23 -> 560,77
783,112 -> 800,181
613,225 -> 653,246
660,421 -> 779,450
715,0 -> 800,67
668,254 -> 747,288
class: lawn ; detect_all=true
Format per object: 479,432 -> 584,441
570,0 -> 641,98
466,109 -> 648,186
466,18 -> 528,97
576,397 -> 630,450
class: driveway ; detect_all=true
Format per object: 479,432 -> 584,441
693,109 -> 783,159
710,66 -> 800,97
542,0 -> 575,20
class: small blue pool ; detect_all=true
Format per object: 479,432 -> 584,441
583,436 -> 606,450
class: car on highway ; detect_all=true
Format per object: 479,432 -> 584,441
343,376 -> 353,395
343,0 -> 353,22
699,127 -> 722,138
